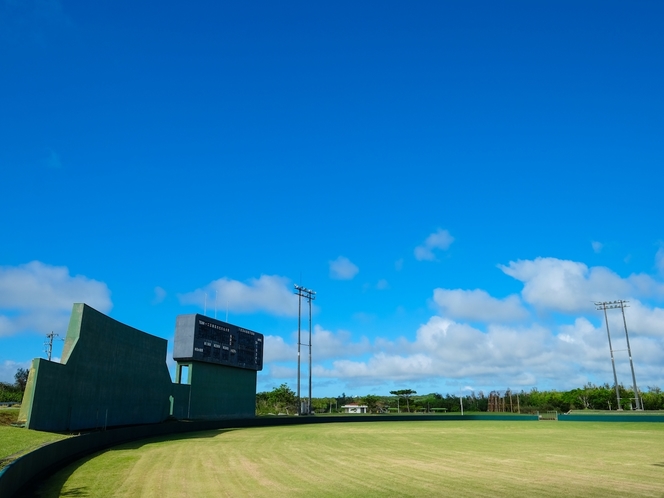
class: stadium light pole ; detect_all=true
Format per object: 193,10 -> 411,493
595,301 -> 622,410
596,300 -> 641,410
294,284 -> 316,415
618,300 -> 641,410
307,287 -> 316,415
295,285 -> 303,415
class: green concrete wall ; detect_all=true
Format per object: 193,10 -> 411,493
173,361 -> 257,420
18,304 -> 173,432
18,304 -> 262,432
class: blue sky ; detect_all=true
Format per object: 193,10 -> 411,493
1,1 -> 663,398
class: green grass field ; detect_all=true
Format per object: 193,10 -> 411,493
0,406 -> 20,427
32,421 -> 664,497
0,408 -> 68,468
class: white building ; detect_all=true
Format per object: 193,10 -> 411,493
341,403 -> 368,414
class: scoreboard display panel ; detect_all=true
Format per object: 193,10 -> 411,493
173,314 -> 263,371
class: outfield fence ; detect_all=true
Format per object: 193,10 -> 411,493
559,413 -> 664,422
5,411 -> 664,498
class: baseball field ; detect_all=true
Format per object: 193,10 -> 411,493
30,420 -> 664,497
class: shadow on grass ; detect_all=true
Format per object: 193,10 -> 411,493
60,487 -> 89,497
24,429 -> 237,497
109,427 -> 236,451
25,457 -> 92,498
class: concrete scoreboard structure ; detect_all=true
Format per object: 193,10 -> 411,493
172,315 -> 263,420
18,304 -> 264,432
173,314 -> 263,370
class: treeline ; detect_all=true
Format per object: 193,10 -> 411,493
257,383 -> 664,415
516,384 -> 664,412
0,368 -> 28,403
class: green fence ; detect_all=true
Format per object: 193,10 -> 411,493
559,413 -> 664,422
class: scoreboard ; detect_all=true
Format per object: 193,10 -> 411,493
173,314 -> 263,371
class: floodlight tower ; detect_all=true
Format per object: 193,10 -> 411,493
294,284 -> 316,415
307,287 -> 316,414
595,301 -> 622,410
595,300 -> 642,410
295,285 -> 303,415
617,300 -> 641,410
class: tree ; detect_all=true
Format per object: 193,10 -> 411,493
642,387 -> 664,410
256,383 -> 298,415
311,397 -> 330,413
362,394 -> 380,413
390,389 -> 417,412
14,368 -> 28,392
336,392 -> 353,406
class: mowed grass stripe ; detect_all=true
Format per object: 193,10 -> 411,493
34,421 -> 664,497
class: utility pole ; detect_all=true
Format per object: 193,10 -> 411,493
44,331 -> 59,361
294,284 -> 316,415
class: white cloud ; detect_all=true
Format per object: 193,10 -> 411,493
267,365 -> 298,379
656,246 -> 664,275
414,318 -> 554,370
0,261 -> 112,337
591,241 -> 603,253
414,228 -> 454,261
433,288 -> 528,322
498,257 -> 664,313
308,293 -> 664,391
395,259 -> 404,271
152,286 -> 166,304
311,325 -> 371,360
263,335 -> 296,363
310,311 -> 664,390
264,326 -> 371,365
272,255 -> 664,393
313,318 -> 562,389
314,353 -> 434,384
329,256 -> 359,280
376,279 -> 389,290
178,274 -> 299,317
618,300 -> 664,338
